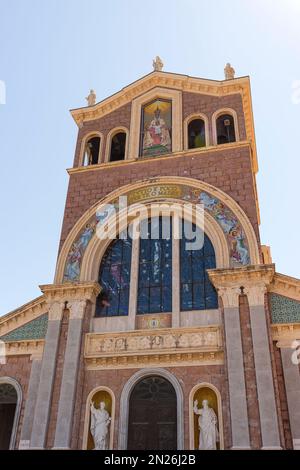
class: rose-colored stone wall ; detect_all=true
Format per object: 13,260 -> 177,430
0,355 -> 32,449
75,365 -> 230,450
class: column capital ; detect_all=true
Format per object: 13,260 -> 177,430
40,281 -> 101,305
217,286 -> 241,309
68,299 -> 88,320
208,264 -> 275,307
48,301 -> 65,321
243,284 -> 266,306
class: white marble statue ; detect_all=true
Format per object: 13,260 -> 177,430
224,63 -> 235,80
193,399 -> 219,450
90,401 -> 111,450
86,89 -> 96,106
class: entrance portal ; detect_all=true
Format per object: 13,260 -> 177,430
128,375 -> 177,450
0,383 -> 18,449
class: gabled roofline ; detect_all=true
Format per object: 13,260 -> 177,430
70,70 -> 250,114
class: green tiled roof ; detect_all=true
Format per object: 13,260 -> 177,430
270,293 -> 300,324
0,314 -> 48,341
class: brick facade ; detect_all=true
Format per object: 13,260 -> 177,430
1,72 -> 300,451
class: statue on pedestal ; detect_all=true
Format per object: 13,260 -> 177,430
224,63 -> 235,80
86,89 -> 96,106
153,56 -> 164,72
90,401 -> 111,450
193,399 -> 219,450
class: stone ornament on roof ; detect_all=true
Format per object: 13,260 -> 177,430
86,89 -> 96,106
153,56 -> 164,72
224,63 -> 235,80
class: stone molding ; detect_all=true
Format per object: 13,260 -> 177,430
40,282 -> 101,305
84,326 -> 223,370
2,339 -> 44,359
208,264 -> 275,306
271,322 -> 300,348
269,272 -> 300,302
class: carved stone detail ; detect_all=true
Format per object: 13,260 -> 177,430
84,326 -> 223,369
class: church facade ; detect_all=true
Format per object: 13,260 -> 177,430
1,61 -> 300,450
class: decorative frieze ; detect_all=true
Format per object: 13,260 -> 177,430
271,322 -> 300,348
84,326 -> 223,369
2,339 -> 44,359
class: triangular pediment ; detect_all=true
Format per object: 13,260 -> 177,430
0,296 -> 47,340
70,70 -> 251,127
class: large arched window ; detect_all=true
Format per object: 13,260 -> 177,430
110,132 -> 127,162
96,232 -> 132,317
137,217 -> 172,314
180,222 -> 218,310
95,218 -> 218,318
188,119 -> 206,149
216,114 -> 236,144
83,135 -> 101,166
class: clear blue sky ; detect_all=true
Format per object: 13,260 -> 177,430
1,0 -> 299,314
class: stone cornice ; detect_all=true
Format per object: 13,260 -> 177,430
1,339 -> 44,360
70,71 -> 258,173
0,296 -> 47,338
39,282 -> 101,303
268,272 -> 300,302
84,325 -> 223,369
271,323 -> 300,348
207,264 -> 275,289
67,141 -> 252,175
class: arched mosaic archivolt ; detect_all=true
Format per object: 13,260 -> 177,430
55,177 -> 260,283
82,386 -> 115,450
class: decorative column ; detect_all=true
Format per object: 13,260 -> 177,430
209,264 -> 282,449
280,346 -> 300,449
277,339 -> 300,450
30,301 -> 65,449
215,284 -> 250,449
172,232 -> 180,328
245,283 -> 281,449
53,283 -> 100,449
19,352 -> 43,449
128,235 -> 140,330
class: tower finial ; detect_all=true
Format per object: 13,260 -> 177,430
153,56 -> 164,72
85,89 -> 96,106
224,63 -> 235,80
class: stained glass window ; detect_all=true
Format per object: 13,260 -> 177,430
95,232 -> 132,317
140,99 -> 172,157
137,217 -> 172,314
180,222 -> 218,310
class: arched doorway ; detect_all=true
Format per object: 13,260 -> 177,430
0,381 -> 20,449
127,375 -> 177,450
